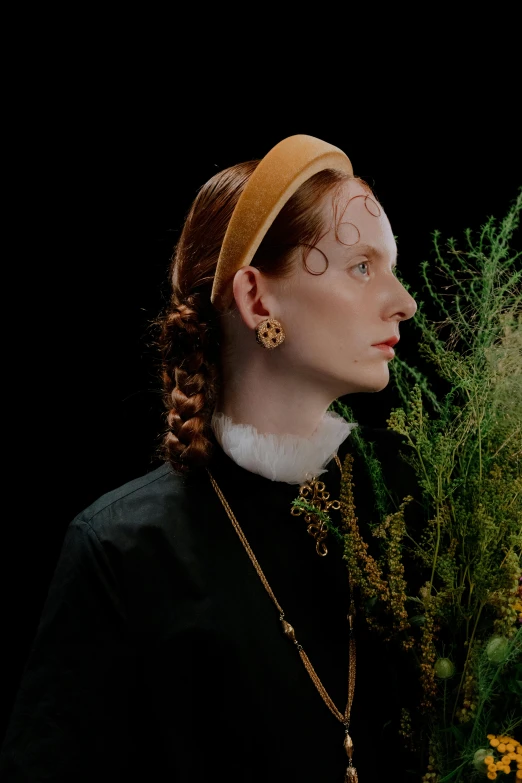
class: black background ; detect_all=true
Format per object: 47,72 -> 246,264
4,75 -> 521,740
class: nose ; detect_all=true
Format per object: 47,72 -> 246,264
389,276 -> 418,323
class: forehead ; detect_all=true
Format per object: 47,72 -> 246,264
320,178 -> 394,248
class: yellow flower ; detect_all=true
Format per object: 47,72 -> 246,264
496,760 -> 505,769
488,734 -> 496,739
502,755 -> 512,764
498,744 -> 507,753
502,766 -> 511,774
516,771 -> 522,780
506,744 -> 516,753
491,739 -> 500,747
484,756 -> 495,765
487,772 -> 497,780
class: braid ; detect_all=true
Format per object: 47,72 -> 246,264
158,291 -> 220,472
154,161 -> 260,473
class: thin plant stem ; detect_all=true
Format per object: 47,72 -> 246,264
452,601 -> 485,723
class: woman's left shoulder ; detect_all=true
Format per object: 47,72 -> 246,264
337,422 -> 421,510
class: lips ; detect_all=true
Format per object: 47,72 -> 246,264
372,336 -> 399,347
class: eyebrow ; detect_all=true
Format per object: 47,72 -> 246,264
345,242 -> 398,268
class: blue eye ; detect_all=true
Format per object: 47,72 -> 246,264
356,261 -> 370,276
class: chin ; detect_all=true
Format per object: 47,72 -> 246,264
341,369 -> 390,395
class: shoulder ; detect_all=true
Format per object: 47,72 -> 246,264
74,462 -> 200,546
337,422 -> 420,509
337,422 -> 404,461
357,424 -> 416,479
79,462 -> 177,519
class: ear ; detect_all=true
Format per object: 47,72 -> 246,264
232,266 -> 278,330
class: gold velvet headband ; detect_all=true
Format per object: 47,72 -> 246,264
210,134 -> 353,312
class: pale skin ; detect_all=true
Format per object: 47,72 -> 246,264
216,179 -> 418,437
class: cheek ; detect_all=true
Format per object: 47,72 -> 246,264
286,283 -> 366,349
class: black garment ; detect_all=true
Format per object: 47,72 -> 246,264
1,426 -> 419,782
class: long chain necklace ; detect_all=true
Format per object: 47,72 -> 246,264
206,454 -> 358,782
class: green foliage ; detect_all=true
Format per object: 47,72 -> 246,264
339,190 -> 522,780
331,399 -> 396,526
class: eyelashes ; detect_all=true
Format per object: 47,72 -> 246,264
350,259 -> 371,277
349,259 -> 399,279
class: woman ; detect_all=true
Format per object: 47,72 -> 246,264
1,135 -> 418,781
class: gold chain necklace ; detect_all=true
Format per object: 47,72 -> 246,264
206,454 -> 358,782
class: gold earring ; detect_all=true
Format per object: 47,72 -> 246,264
255,318 -> 286,349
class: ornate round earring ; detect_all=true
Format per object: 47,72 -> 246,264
255,318 -> 286,349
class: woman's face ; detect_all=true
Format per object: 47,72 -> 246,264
273,178 -> 417,397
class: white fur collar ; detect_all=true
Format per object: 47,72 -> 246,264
211,410 -> 358,485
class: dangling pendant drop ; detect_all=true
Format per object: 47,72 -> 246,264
343,731 -> 358,782
344,767 -> 358,783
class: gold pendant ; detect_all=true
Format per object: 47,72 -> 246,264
290,477 -> 340,556
344,732 -> 358,782
344,766 -> 358,782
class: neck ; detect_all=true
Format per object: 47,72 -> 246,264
213,346 -> 358,483
217,357 -> 341,438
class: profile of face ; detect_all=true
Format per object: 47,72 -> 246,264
264,179 -> 418,397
